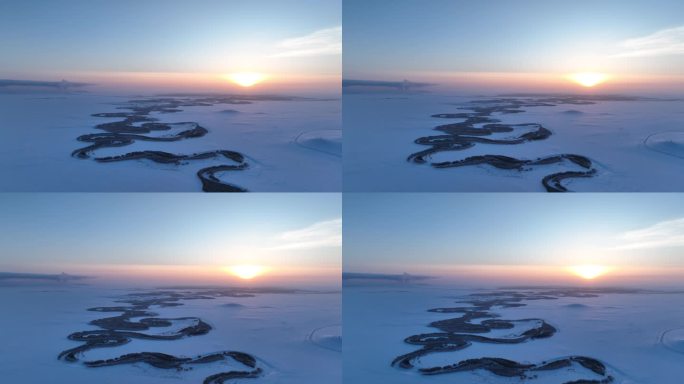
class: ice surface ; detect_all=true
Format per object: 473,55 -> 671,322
344,93 -> 684,191
295,129 -> 342,157
308,324 -> 342,352
644,131 -> 684,159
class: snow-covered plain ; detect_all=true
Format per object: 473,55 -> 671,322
344,92 -> 684,191
0,92 -> 340,191
0,283 -> 341,383
344,282 -> 684,383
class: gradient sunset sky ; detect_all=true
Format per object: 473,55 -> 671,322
344,193 -> 684,286
0,193 -> 341,286
0,0 -> 341,93
344,0 -> 684,94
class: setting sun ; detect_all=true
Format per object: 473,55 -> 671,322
226,72 -> 266,87
568,72 -> 608,88
227,265 -> 266,280
569,265 -> 609,280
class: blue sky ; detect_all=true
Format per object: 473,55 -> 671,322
0,0 -> 341,91
344,0 -> 684,81
344,193 -> 684,273
0,193 -> 341,276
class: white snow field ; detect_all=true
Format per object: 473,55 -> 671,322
343,92 -> 684,192
0,284 -> 341,383
0,92 -> 341,191
344,283 -> 684,384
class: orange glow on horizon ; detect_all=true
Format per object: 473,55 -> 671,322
397,71 -> 684,93
39,263 -> 340,287
47,70 -> 340,94
375,264 -> 684,286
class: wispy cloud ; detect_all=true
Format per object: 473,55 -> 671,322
611,25 -> 684,58
616,218 -> 684,250
270,26 -> 341,58
270,218 -> 341,250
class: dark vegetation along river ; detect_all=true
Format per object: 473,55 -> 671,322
58,287 -> 298,384
409,95 -> 647,192
391,287 -> 644,383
